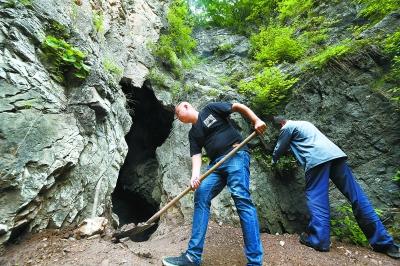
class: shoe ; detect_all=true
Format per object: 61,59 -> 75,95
299,232 -> 330,252
162,252 -> 199,266
374,243 -> 400,259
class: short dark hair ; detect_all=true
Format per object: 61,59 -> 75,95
273,116 -> 287,125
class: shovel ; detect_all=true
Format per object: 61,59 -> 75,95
112,131 -> 258,241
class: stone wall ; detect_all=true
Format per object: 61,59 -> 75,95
0,0 -> 167,246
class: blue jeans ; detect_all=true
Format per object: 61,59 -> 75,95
305,158 -> 393,250
186,151 -> 263,265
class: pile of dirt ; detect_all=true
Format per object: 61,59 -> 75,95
1,221 -> 397,265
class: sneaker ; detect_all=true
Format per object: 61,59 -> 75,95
162,252 -> 199,266
299,232 -> 330,252
375,243 -> 400,259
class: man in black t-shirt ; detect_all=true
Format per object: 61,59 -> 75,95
162,102 -> 266,266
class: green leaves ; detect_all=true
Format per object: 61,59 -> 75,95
152,0 -> 197,79
356,0 -> 400,22
277,0 -> 313,23
42,35 -> 90,82
239,67 -> 298,115
250,26 -> 306,64
393,170 -> 400,183
93,10 -> 104,33
331,204 -> 369,246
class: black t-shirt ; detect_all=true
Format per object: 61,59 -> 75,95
189,102 -> 248,161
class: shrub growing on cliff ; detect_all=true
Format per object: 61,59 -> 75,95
331,203 -> 383,246
239,67 -> 298,115
250,26 -> 306,64
253,149 -> 298,177
153,0 -> 196,78
41,36 -> 90,82
277,0 -> 313,23
356,0 -> 400,22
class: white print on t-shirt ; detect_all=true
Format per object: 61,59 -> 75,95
203,114 -> 217,128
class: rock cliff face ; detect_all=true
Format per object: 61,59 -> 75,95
151,25 -> 399,236
0,0 -> 399,249
0,0 -> 166,246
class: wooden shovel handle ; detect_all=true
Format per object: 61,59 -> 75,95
145,131 -> 258,225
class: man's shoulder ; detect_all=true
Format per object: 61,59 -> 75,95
203,101 -> 232,111
286,120 -> 314,128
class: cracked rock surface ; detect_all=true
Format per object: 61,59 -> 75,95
0,0 -> 166,247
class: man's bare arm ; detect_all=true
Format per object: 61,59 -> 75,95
191,153 -> 202,189
232,103 -> 267,134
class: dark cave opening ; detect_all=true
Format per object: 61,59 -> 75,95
112,80 -> 174,241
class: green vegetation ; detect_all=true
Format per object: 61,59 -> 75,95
41,36 -> 90,82
331,203 -> 384,246
179,0 -> 400,114
356,0 -> 400,22
46,21 -> 70,39
239,67 -> 298,115
227,71 -> 246,89
250,26 -> 306,64
277,0 -> 313,23
253,148 -> 298,176
307,39 -> 352,68
152,0 -> 197,79
103,58 -> 123,79
215,43 -> 233,55
331,203 -> 369,246
147,68 -> 168,87
393,170 -> 400,183
3,0 -> 32,8
70,1 -> 79,22
201,155 -> 210,164
93,10 -> 105,33
383,31 -> 400,103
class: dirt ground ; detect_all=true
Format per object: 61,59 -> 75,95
1,221 -> 398,266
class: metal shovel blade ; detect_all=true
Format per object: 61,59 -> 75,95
112,222 -> 156,242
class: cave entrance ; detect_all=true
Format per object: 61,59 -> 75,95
112,80 -> 174,241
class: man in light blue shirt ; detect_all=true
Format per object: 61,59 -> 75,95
272,117 -> 399,259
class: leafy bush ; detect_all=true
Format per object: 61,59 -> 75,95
197,0 -> 278,34
356,0 -> 400,22
331,204 -> 369,246
253,149 -> 298,176
239,67 -> 298,115
41,36 -> 90,82
331,203 -> 383,246
250,26 -> 306,64
300,29 -> 328,47
278,0 -> 313,23
307,39 -> 352,68
153,0 -> 196,78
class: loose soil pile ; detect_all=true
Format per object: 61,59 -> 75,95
1,221 -> 398,265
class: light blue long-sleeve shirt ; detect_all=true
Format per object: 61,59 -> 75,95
272,120 -> 347,172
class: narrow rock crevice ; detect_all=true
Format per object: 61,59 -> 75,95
112,80 -> 174,241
